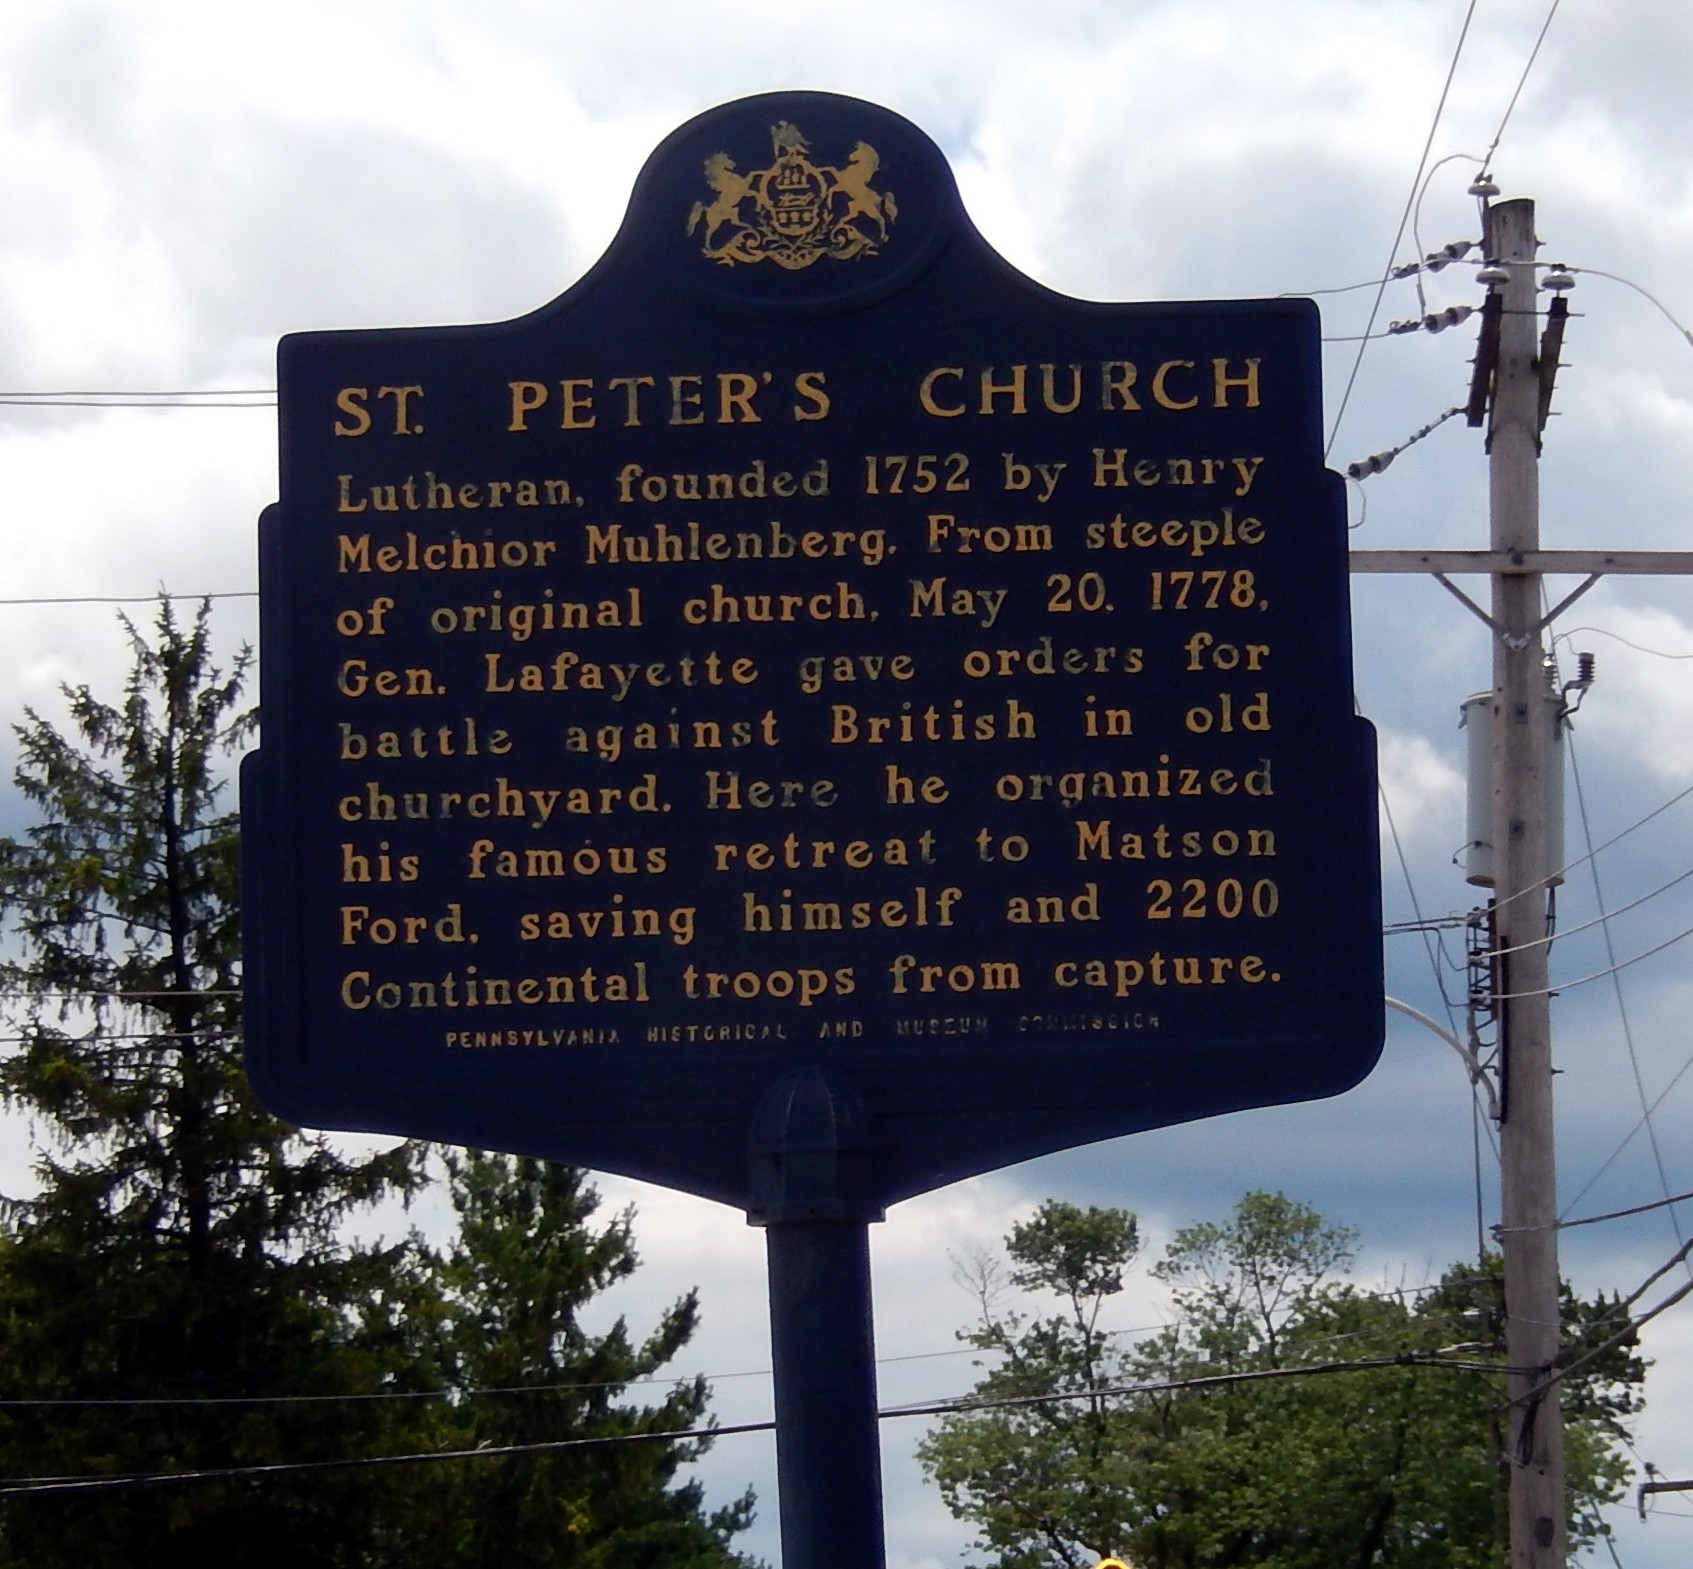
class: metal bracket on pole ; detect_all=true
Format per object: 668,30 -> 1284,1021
1534,575 -> 1601,633
1431,572 -> 1505,636
1637,1477 -> 1693,1518
1386,996 -> 1501,1121
1420,571 -> 1599,645
1536,295 -> 1569,436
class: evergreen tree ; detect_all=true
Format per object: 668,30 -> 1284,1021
0,601 -> 759,1566
0,601 -> 437,1565
419,1151 -> 757,1568
920,1191 -> 1644,1569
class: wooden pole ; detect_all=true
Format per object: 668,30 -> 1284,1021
1486,196 -> 1567,1569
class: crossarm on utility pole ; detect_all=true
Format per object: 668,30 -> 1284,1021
1638,1479 -> 1693,1519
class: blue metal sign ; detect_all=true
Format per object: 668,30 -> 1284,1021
243,91 -> 1383,1211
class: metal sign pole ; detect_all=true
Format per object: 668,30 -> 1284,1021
765,1219 -> 885,1569
748,1068 -> 887,1569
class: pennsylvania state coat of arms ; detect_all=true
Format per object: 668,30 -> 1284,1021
687,121 -> 897,269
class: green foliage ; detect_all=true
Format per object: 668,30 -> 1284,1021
0,602 -> 757,1567
415,1150 -> 757,1569
0,601 -> 437,1564
926,1203 -> 1144,1569
919,1191 -> 1644,1569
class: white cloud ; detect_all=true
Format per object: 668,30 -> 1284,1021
1376,722 -> 1468,855
2,2 -> 1692,1564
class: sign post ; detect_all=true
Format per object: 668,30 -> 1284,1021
245,91 -> 1383,1567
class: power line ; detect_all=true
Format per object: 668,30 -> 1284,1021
0,1418 -> 775,1498
0,1339 -> 1026,1412
1410,162 -> 1482,311
1518,1241 -> 1693,1417
1565,1043 -> 1693,1220
1479,0 -> 1563,175
0,391 -> 274,409
1345,404 -> 1466,482
1480,862 -> 1693,961
1483,919 -> 1693,1001
0,400 -> 274,409
1557,626 -> 1693,662
0,989 -> 243,1002
0,389 -> 273,398
1484,777 -> 1693,923
1566,266 -> 1693,353
0,1351 -> 1505,1498
1565,721 -> 1686,1256
1323,0 -> 1479,458
0,593 -> 256,607
0,1030 -> 242,1046
1559,1189 -> 1693,1234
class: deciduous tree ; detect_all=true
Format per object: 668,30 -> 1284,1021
920,1191 -> 1643,1569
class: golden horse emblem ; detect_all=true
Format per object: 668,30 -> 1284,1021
687,121 -> 897,269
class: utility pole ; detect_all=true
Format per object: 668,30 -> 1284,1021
1351,193 -> 1693,1568
1485,195 -> 1566,1569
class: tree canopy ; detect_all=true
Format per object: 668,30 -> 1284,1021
420,1150 -> 756,1569
920,1191 -> 1643,1569
0,601 -> 756,1567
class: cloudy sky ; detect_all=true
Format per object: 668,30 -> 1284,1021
4,1 -> 1693,1565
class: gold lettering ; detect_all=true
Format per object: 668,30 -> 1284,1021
919,367 -> 966,418
1151,360 -> 1198,411
334,387 -> 372,437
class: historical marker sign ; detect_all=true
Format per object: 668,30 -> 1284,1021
243,91 -> 1383,1211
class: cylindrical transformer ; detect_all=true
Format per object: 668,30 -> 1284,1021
1460,689 -> 1565,888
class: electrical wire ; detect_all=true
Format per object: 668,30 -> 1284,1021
1323,0 -> 1479,459
1377,780 -> 1466,1025
1559,1189 -> 1693,1234
0,1352 -> 1505,1498
1564,724 -> 1686,1255
0,593 -> 256,607
1566,1043 -> 1693,1221
1621,1236 -> 1693,1315
1482,919 -> 1693,1000
1345,404 -> 1467,482
0,391 -> 274,409
1479,862 -> 1693,961
1558,626 -> 1693,662
1479,0 -> 1563,178
1566,266 -> 1693,353
1485,777 -> 1693,922
0,1029 -> 241,1046
0,399 -> 274,409
1520,1244 -> 1693,1415
886,1351 -> 1505,1423
1410,154 -> 1484,312
0,1418 -> 775,1497
1384,915 -> 1471,935
0,989 -> 243,1002
1281,276 -> 1406,300
0,1339 -> 1044,1412
0,389 -> 273,398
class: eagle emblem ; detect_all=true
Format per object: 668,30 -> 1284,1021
686,121 -> 898,269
